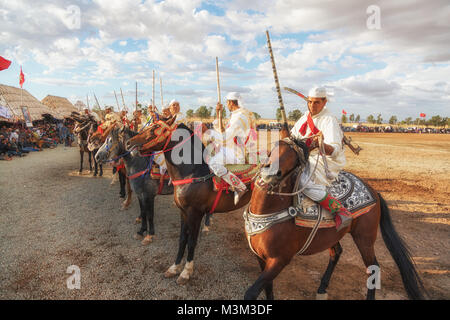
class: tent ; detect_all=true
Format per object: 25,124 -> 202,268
41,95 -> 78,118
0,84 -> 61,122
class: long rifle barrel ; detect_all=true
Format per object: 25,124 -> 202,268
266,30 -> 288,130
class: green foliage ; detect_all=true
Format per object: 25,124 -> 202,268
341,114 -> 347,123
288,109 -> 302,121
389,115 -> 398,125
186,109 -> 194,118
376,114 -> 383,124
349,114 -> 355,122
253,112 -> 261,120
355,114 -> 360,122
366,114 -> 375,124
276,108 -> 282,121
195,105 -> 213,119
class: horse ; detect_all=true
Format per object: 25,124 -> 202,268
243,136 -> 426,300
72,114 -> 94,174
87,122 -> 103,177
125,119 -> 254,285
95,124 -> 173,245
89,122 -> 133,210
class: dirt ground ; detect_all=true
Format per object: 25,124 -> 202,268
0,133 -> 449,300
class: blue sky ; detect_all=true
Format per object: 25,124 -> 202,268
0,0 -> 449,120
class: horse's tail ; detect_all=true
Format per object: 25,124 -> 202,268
378,193 -> 427,300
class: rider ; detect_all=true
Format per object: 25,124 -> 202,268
208,92 -> 255,205
291,87 -> 352,231
168,100 -> 186,124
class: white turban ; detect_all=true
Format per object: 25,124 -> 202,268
226,92 -> 241,102
308,87 -> 328,99
169,99 -> 179,106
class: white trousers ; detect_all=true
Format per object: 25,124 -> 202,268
208,147 -> 244,177
300,163 -> 327,202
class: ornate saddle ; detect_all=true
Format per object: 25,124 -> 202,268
150,165 -> 170,181
295,171 -> 376,228
212,164 -> 259,191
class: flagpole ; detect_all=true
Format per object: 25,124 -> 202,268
160,77 -> 163,108
86,94 -> 90,111
120,88 -> 127,111
152,70 -> 155,107
135,81 -> 138,111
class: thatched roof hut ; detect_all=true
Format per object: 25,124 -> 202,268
41,95 -> 78,118
0,84 -> 61,122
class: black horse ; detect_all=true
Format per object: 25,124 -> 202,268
73,119 -> 94,174
96,124 -> 173,245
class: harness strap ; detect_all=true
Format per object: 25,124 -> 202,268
127,169 -> 150,180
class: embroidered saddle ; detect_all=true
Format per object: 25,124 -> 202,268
295,171 -> 376,228
212,164 -> 259,191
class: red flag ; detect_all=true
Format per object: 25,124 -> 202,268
420,113 -> 426,118
0,56 -> 11,71
19,67 -> 25,88
342,109 -> 347,115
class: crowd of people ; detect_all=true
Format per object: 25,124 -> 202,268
0,121 -> 74,161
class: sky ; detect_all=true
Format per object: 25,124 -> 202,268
0,0 -> 449,120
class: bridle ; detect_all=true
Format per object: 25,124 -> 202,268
254,135 -> 320,197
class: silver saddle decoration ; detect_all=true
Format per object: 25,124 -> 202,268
296,171 -> 376,221
243,171 -> 376,236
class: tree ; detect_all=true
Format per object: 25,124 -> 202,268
186,109 -> 194,118
355,114 -> 360,122
404,117 -> 412,125
349,114 -> 355,122
376,114 -> 383,124
253,112 -> 261,120
195,106 -> 212,119
288,109 -> 302,121
389,115 -> 398,125
367,114 -> 375,124
276,108 -> 282,122
429,115 -> 442,127
214,108 -> 226,118
341,114 -> 347,123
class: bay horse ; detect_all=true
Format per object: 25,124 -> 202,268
244,136 -> 426,300
89,122 -> 133,210
87,122 -> 103,177
126,119 -> 253,285
95,124 -> 173,245
72,115 -> 94,174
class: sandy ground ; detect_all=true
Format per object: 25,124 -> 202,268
0,133 -> 449,300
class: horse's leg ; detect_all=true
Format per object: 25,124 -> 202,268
202,213 -> 211,233
122,177 -> 132,209
165,215 -> 188,278
118,169 -> 126,198
141,196 -> 155,246
99,163 -> 103,177
316,242 -> 343,300
88,151 -> 93,172
133,197 -> 146,240
93,150 -> 98,176
351,233 -> 379,300
177,210 -> 204,285
257,256 -> 274,300
79,150 -> 83,174
244,257 -> 288,300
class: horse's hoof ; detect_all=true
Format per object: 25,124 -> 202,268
176,274 -> 190,285
202,226 -> 210,233
133,233 -> 144,240
164,264 -> 183,278
141,235 -> 153,245
316,293 -> 328,300
134,217 -> 142,225
78,171 -> 82,175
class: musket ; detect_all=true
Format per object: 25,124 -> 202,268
266,30 -> 289,133
93,93 -> 101,109
120,88 -> 127,111
86,94 -> 90,111
216,57 -> 224,132
284,86 -> 362,155
114,90 -> 120,111
160,77 -> 163,108
152,70 -> 155,108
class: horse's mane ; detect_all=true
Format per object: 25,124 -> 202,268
290,137 -> 310,161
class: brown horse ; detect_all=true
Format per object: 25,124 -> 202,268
126,119 -> 253,285
244,137 -> 426,300
89,123 -> 133,210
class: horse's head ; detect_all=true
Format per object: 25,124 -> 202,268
95,124 -> 123,164
258,137 -> 309,189
125,117 -> 176,154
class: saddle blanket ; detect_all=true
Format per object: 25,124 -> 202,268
295,171 -> 376,228
150,165 -> 170,180
213,164 -> 259,191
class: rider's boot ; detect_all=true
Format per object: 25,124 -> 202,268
220,171 -> 247,205
319,193 -> 352,232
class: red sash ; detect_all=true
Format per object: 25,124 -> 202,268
299,113 -> 319,146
